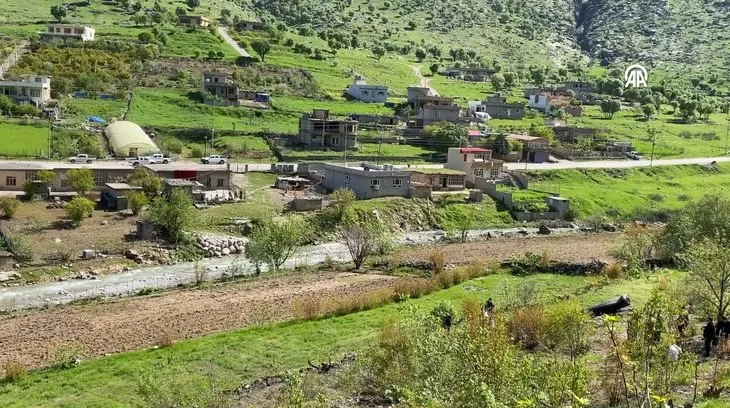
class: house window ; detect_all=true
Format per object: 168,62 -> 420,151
447,176 -> 462,186
6,176 -> 16,186
475,153 -> 484,160
331,137 -> 340,146
473,169 -> 484,178
344,175 -> 350,185
392,179 -> 402,188
490,169 -> 499,177
94,173 -> 106,186
363,91 -> 369,95
463,154 -> 467,162
214,77 -> 219,83
217,178 -> 224,187
370,179 -> 380,188
24,171 -> 37,181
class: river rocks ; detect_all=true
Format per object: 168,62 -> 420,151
196,235 -> 244,258
0,271 -> 21,282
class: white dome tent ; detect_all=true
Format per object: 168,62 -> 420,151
104,120 -> 159,157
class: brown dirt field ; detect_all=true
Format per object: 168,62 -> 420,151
0,233 -> 621,370
0,271 -> 397,369
391,233 -> 623,265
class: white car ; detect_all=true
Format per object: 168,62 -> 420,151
69,154 -> 96,163
201,155 -> 227,164
128,154 -> 171,166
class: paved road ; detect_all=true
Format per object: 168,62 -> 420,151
413,156 -> 730,171
218,26 -> 251,58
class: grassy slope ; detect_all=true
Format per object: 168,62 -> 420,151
198,172 -> 279,230
526,163 -> 730,217
0,122 -> 49,156
0,270 -> 690,407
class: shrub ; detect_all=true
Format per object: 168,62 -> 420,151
156,332 -> 174,348
508,307 -> 545,349
0,197 -> 20,218
2,361 -> 26,383
437,269 -> 456,288
193,261 -> 207,286
291,297 -> 322,320
542,301 -> 593,359
0,228 -> 35,263
51,342 -> 86,369
127,191 -> 148,215
647,193 -> 665,202
677,194 -> 691,202
603,262 -> 624,279
189,146 -> 204,158
539,249 -> 551,269
428,250 -> 446,274
65,197 -> 95,227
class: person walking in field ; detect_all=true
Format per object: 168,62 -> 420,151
703,317 -> 716,357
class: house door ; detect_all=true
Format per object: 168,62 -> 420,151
129,147 -> 138,157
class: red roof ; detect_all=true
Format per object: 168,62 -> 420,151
459,147 -> 490,153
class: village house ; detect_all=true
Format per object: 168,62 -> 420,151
39,24 -> 95,42
552,126 -> 604,144
409,168 -> 466,191
236,20 -> 265,31
560,81 -> 595,96
407,86 -> 451,109
322,162 -> 410,199
178,15 -> 210,27
415,104 -> 461,127
349,114 -> 399,127
507,134 -> 550,163
100,183 -> 143,211
346,76 -> 388,103
443,67 -> 492,81
201,71 -> 239,106
472,94 -> 525,119
148,163 -> 232,190
298,109 -> 358,150
445,147 -> 504,186
0,75 -> 52,107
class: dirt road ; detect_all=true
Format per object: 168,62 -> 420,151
218,26 -> 251,57
411,66 -> 438,95
0,233 -> 620,369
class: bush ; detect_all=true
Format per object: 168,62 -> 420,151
0,197 -> 20,218
2,361 -> 26,383
603,262 -> 624,279
65,197 -> 95,227
508,307 -> 544,349
189,146 -> 204,158
0,228 -> 34,263
291,297 -> 323,320
428,250 -> 446,274
542,301 -> 593,359
677,194 -> 691,202
647,193 -> 665,202
127,191 -> 148,215
52,342 -> 86,369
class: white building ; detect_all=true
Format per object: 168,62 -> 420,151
0,75 -> 52,107
527,93 -> 551,111
39,24 -> 95,42
445,147 -> 504,186
346,76 -> 388,103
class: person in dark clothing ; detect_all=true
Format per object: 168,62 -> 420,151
703,317 -> 716,357
718,316 -> 729,339
484,298 -> 494,316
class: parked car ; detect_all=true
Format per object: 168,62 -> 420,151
625,152 -> 642,160
127,154 -> 171,166
201,155 -> 227,164
127,157 -> 150,166
68,154 -> 96,163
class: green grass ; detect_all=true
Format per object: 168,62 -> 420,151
0,270 -> 689,407
161,27 -> 239,60
198,172 -> 280,229
126,87 -> 300,133
0,122 -> 49,156
526,163 -> 730,218
273,96 -> 395,116
282,142 -> 438,163
59,98 -> 127,124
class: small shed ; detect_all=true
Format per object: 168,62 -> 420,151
101,182 -> 143,211
164,178 -> 203,199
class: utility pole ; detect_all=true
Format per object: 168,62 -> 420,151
725,110 -> 730,154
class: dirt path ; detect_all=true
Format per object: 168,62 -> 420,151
218,26 -> 251,58
411,65 -> 438,95
392,233 -> 622,265
0,233 -> 621,369
0,272 -> 396,369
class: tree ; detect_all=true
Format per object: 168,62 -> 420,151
138,31 -> 154,44
408,21 -> 417,30
490,73 -> 505,92
341,218 -> 386,269
132,13 -> 148,26
371,45 -> 386,60
66,168 -> 94,195
0,197 -> 19,219
641,104 -> 656,119
37,170 -> 55,185
251,40 -> 270,62
186,0 -> 200,10
423,122 -> 468,150
127,191 -> 148,215
429,63 -> 439,76
175,6 -> 186,15
490,133 -> 510,156
669,100 -> 679,114
207,50 -> 217,59
503,71 -> 517,88
682,242 -> 730,319
128,167 -> 163,199
50,5 -> 67,22
600,99 -> 621,119
147,189 -> 197,244
662,194 -> 730,257
131,2 -> 142,12
414,48 -> 426,62
220,8 -> 231,23
442,205 -> 475,243
245,216 -> 307,271
65,197 -> 95,227
328,188 -> 356,222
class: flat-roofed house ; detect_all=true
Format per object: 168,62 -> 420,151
39,24 -> 95,42
0,75 -> 52,107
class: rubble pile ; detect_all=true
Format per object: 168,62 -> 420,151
195,235 -> 244,258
